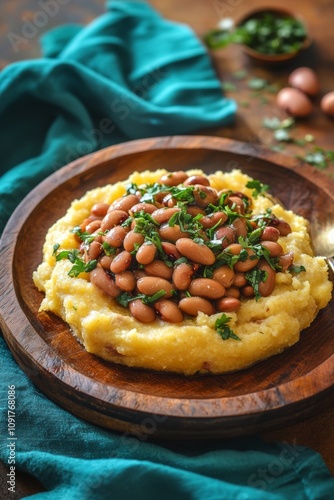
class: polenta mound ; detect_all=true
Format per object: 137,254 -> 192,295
33,169 -> 332,375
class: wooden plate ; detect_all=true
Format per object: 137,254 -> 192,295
1,136 -> 333,439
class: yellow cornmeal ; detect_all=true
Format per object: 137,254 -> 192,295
33,169 -> 332,375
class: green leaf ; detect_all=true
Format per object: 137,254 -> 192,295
289,264 -> 306,273
215,314 -> 240,341
246,179 -> 270,198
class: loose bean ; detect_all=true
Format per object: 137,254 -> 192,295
109,194 -> 139,212
212,265 -> 235,288
277,251 -> 294,271
261,241 -> 284,257
110,250 -> 132,273
234,248 -> 259,272
159,224 -> 190,242
225,243 -> 243,255
176,238 -> 215,265
130,203 -> 157,215
129,299 -> 156,323
261,226 -> 280,242
151,207 -> 180,224
271,219 -> 292,236
187,206 -> 206,217
233,273 -> 247,288
183,175 -> 210,186
225,287 -> 241,298
99,255 -> 114,269
179,296 -> 215,316
133,270 -> 147,280
216,297 -> 241,312
154,300 -> 184,323
193,185 -> 219,208
188,278 -> 225,299
200,211 -> 228,229
91,202 -> 110,217
228,196 -> 245,214
162,194 -> 177,207
104,226 -> 128,247
115,270 -> 136,292
257,260 -> 276,297
100,210 -> 129,231
90,266 -> 121,297
159,171 -> 188,186
145,260 -> 173,280
137,277 -> 174,297
161,241 -> 182,260
232,217 -> 248,237
123,231 -> 144,252
172,263 -> 194,290
136,242 -> 157,265
88,241 -> 103,260
242,285 -> 255,298
85,220 -> 101,234
215,226 -> 236,248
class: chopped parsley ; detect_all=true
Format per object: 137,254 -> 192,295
117,290 -> 166,307
215,314 -> 240,341
52,244 -> 97,277
246,180 -> 269,198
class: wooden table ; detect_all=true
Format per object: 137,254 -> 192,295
1,0 -> 333,496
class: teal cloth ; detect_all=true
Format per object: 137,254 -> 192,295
0,1 -> 334,499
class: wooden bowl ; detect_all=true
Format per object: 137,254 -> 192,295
236,7 -> 311,65
0,136 -> 333,439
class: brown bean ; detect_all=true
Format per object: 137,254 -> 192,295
172,263 -> 194,290
176,238 -> 215,265
130,203 -> 157,215
271,219 -> 292,236
257,260 -> 276,297
115,270 -> 136,292
234,248 -> 259,272
186,206 -> 206,217
212,265 -> 235,288
137,277 -> 174,297
136,242 -> 157,265
277,251 -> 294,271
90,266 -> 121,297
225,243 -> 243,255
228,196 -> 245,214
109,251 -> 132,273
145,260 -> 173,280
91,202 -> 110,217
200,211 -> 228,229
232,273 -> 247,288
232,217 -> 248,237
129,299 -> 156,323
193,185 -> 219,208
123,230 -> 145,252
88,241 -> 103,260
242,285 -> 255,298
261,241 -> 284,257
159,224 -> 190,242
216,297 -> 241,312
100,210 -> 129,232
162,193 -> 177,207
104,226 -> 128,247
215,226 -> 236,248
99,255 -> 114,269
154,300 -> 184,323
151,207 -> 180,224
133,269 -> 147,280
159,171 -> 188,186
188,278 -> 225,299
260,226 -> 280,242
85,220 -> 102,234
161,241 -> 182,260
184,175 -> 210,186
109,194 -> 140,212
179,296 -> 215,316
225,287 -> 241,298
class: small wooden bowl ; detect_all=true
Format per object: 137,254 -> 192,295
236,7 -> 311,65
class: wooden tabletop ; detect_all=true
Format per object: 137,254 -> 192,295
1,0 -> 333,496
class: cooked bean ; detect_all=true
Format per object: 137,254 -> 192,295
137,277 -> 174,297
233,273 -> 247,288
123,230 -> 145,252
271,219 -> 292,236
224,287 -> 241,299
261,241 -> 284,257
188,278 -> 225,299
183,175 -> 210,186
99,255 -> 114,269
172,263 -> 194,290
109,194 -> 139,212
200,211 -> 228,229
85,220 -> 101,234
151,207 -> 180,224
176,238 -> 215,265
104,226 -> 128,247
88,241 -> 103,260
145,260 -> 173,280
90,266 -> 121,297
129,299 -> 156,323
100,210 -> 129,231
234,248 -> 259,272
242,285 -> 255,298
115,270 -> 136,292
212,265 -> 235,288
130,203 -> 157,215
261,226 -> 280,242
91,202 -> 110,217
216,297 -> 241,312
228,196 -> 245,214
257,260 -> 276,297
154,300 -> 184,323
277,251 -> 294,271
187,206 -> 206,217
215,226 -> 236,248
232,217 -> 248,237
110,251 -> 132,273
162,194 -> 177,207
179,296 -> 215,316
161,241 -> 182,260
133,270 -> 147,280
193,185 -> 219,208
159,224 -> 190,242
159,171 -> 188,186
225,243 -> 243,255
136,242 -> 157,265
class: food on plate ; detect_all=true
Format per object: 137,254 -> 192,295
33,169 -> 332,375
276,87 -> 313,117
288,67 -> 319,97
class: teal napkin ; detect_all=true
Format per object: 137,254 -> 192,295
1,1 -> 334,499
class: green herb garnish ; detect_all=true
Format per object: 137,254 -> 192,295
215,314 -> 240,341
